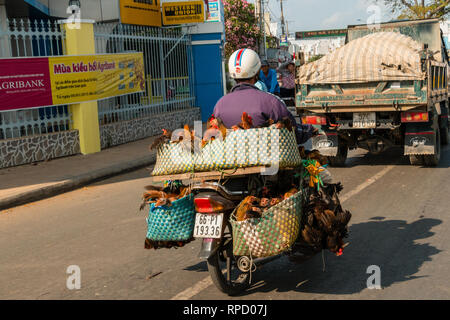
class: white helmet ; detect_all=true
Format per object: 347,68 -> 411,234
228,48 -> 261,79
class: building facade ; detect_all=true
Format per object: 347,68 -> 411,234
292,28 -> 347,61
440,20 -> 450,55
0,0 -> 228,168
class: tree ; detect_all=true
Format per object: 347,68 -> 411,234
307,54 -> 324,64
378,0 -> 450,19
223,0 -> 264,59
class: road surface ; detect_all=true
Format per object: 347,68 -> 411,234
0,146 -> 449,300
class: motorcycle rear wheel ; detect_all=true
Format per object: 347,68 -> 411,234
207,223 -> 250,296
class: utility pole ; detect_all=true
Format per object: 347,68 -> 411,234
256,0 -> 266,58
261,0 -> 267,59
280,0 -> 286,36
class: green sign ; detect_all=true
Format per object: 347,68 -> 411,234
295,29 -> 347,39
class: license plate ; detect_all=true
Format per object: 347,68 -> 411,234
317,140 -> 334,148
193,213 -> 223,239
353,112 -> 376,128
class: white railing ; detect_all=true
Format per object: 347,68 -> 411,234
0,18 -> 71,140
94,23 -> 196,125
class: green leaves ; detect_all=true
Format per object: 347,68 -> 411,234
379,0 -> 450,19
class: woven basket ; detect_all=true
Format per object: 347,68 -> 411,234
146,194 -> 195,241
230,191 -> 303,258
152,127 -> 302,176
152,142 -> 195,176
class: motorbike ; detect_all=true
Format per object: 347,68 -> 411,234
190,169 -> 320,296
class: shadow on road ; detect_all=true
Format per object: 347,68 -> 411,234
237,217 -> 442,296
184,261 -> 208,272
345,146 -> 449,168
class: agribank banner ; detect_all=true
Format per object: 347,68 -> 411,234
0,53 -> 145,112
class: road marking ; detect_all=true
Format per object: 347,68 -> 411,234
170,276 -> 213,300
340,165 -> 395,203
170,165 -> 396,300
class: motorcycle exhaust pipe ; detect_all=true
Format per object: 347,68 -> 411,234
198,238 -> 220,260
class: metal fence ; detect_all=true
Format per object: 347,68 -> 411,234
94,23 -> 196,125
0,18 -> 71,140
0,19 -> 196,139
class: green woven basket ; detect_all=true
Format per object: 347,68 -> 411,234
230,191 -> 303,258
146,194 -> 195,241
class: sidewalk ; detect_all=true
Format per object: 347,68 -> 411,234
0,135 -> 159,211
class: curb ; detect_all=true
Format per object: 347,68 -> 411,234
0,153 -> 156,211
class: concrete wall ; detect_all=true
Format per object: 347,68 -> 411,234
0,130 -> 80,168
100,107 -> 201,149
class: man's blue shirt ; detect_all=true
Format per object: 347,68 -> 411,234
259,69 -> 280,94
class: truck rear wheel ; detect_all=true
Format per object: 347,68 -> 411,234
327,143 -> 348,167
440,123 -> 449,145
423,128 -> 441,167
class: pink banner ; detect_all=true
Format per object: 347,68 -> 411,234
0,58 -> 53,111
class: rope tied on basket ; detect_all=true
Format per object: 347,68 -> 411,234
302,159 -> 325,191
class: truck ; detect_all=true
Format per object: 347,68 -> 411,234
295,19 -> 449,166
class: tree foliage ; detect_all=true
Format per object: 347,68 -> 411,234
307,55 -> 324,64
223,0 -> 264,59
378,0 -> 450,19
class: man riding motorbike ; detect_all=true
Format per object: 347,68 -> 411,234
259,59 -> 280,96
213,48 -> 317,145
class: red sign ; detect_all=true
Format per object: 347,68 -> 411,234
0,53 -> 145,112
0,58 -> 53,111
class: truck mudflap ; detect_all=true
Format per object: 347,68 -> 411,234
404,126 -> 436,155
311,132 -> 339,157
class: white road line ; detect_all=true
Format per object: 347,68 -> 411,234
170,276 -> 213,300
170,165 -> 396,300
339,165 -> 395,203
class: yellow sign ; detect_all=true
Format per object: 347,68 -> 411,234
162,1 -> 205,25
49,53 -> 145,105
119,0 -> 162,27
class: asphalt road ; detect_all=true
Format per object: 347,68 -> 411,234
0,146 -> 449,300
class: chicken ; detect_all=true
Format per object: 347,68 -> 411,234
144,185 -> 164,192
311,183 -> 343,214
298,146 -> 307,159
154,197 -> 171,207
143,190 -> 167,201
235,196 -> 260,221
202,116 -> 228,147
232,112 -> 254,130
306,149 -> 329,166
259,198 -> 270,209
274,117 -> 294,131
300,182 -> 352,255
208,116 -> 227,140
139,183 -> 191,211
325,231 -> 345,255
258,118 -> 275,128
150,129 -> 172,151
283,187 -> 299,200
172,124 -> 200,153
241,112 -> 253,129
145,238 -> 192,250
301,225 -> 323,249
269,197 -> 283,207
313,208 -> 335,234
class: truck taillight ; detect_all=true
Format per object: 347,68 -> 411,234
302,116 -> 327,125
401,112 -> 429,123
194,198 -> 224,213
